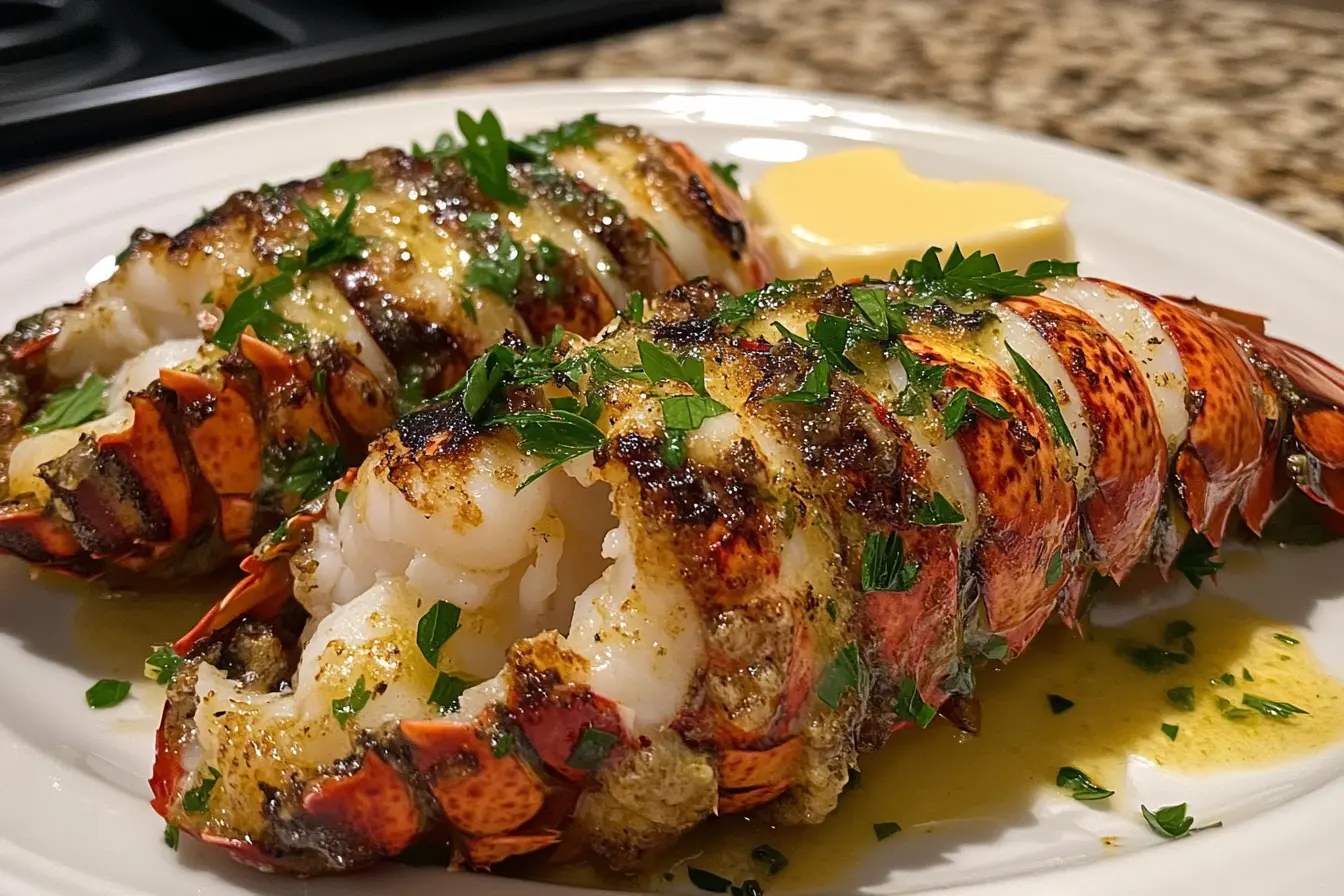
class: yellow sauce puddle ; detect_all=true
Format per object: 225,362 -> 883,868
529,593 -> 1344,892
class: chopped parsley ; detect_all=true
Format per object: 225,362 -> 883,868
714,291 -> 758,325
1162,723 -> 1180,741
1141,803 -> 1195,839
624,289 -> 645,324
297,195 -> 369,270
417,600 -> 463,665
282,431 -> 348,502
566,726 -> 619,771
182,767 -> 221,814
24,375 -> 107,435
849,285 -> 899,342
1024,260 -> 1080,278
1044,549 -> 1064,587
766,357 -> 831,406
495,407 -> 606,490
913,492 -> 965,526
978,634 -> 1010,661
1166,686 -> 1196,711
751,844 -> 789,876
873,821 -> 902,840
1274,633 -> 1300,646
860,531 -> 920,592
428,673 -> 471,712
817,641 -> 864,709
331,675 -> 372,729
491,730 -> 515,758
1047,694 -> 1075,714
465,231 -> 525,301
899,245 -> 1067,303
687,867 -> 733,893
454,109 -> 527,206
85,678 -> 131,709
1173,532 -> 1222,589
323,160 -> 373,195
942,386 -> 1012,437
1056,766 -> 1113,801
1218,672 -> 1237,687
1217,695 -> 1254,721
1119,641 -> 1191,674
163,823 -> 179,851
891,339 -> 948,416
509,113 -> 603,161
709,160 -> 741,192
1243,668 -> 1254,681
144,645 -> 182,685
661,394 -> 729,430
1242,694 -> 1309,719
892,677 -> 937,728
662,429 -> 688,468
638,340 -> 710,395
335,488 -> 349,508
464,211 -> 494,231
1005,343 -> 1075,452
411,131 -> 460,171
1164,620 -> 1195,642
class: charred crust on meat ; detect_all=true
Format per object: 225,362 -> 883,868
686,175 -> 746,258
394,400 -> 479,456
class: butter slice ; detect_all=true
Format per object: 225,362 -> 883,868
749,146 -> 1073,281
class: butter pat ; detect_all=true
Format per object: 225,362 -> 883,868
749,146 -> 1073,281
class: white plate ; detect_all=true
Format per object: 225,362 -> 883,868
2,80 -> 1343,896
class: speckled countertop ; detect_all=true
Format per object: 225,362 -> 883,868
416,0 -> 1344,244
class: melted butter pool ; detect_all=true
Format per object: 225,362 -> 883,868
529,593 -> 1344,892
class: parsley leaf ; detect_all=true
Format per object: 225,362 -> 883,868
455,109 -> 527,206
709,160 -> 741,192
1048,694 -> 1075,714
942,387 -> 1012,437
417,600 -> 462,665
1162,722 -> 1180,741
1141,803 -> 1195,839
861,531 -> 920,592
1242,694 -> 1309,719
567,725 -> 619,771
182,767 -> 221,814
85,678 -> 130,709
1024,259 -> 1080,278
495,408 -> 605,490
212,272 -> 304,350
751,844 -> 789,876
817,641 -> 864,708
850,285 -> 897,342
282,431 -> 348,502
324,160 -> 374,195
638,340 -> 709,395
1166,686 -> 1196,710
411,131 -> 460,171
144,645 -> 182,685
892,677 -> 936,727
765,357 -> 831,406
661,394 -> 729,430
1056,766 -> 1113,801
662,429 -> 687,468
163,823 -> 179,851
624,289 -> 645,324
1045,549 -> 1064,587
715,291 -> 758,325
873,821 -> 902,840
509,113 -> 603,161
913,492 -> 965,526
428,672 -> 472,711
901,244 -> 1050,301
24,375 -> 107,434
687,867 -> 732,893
1119,641 -> 1191,674
1173,532 -> 1223,588
332,675 -> 372,729
809,314 -> 861,375
297,196 -> 369,269
1274,633 -> 1300,646
891,339 -> 947,416
466,232 -> 524,301
979,634 -> 1010,661
1005,343 -> 1075,451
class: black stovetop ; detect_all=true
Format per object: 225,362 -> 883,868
0,0 -> 721,170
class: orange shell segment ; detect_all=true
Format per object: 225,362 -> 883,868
462,831 -> 561,868
97,394 -> 192,542
718,780 -> 790,815
302,751 -> 421,854
718,737 -> 803,790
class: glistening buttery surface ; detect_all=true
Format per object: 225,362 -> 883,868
420,0 -> 1344,244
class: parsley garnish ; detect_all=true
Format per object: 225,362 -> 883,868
892,677 -> 936,727
860,531 -> 920,592
1044,549 -> 1064,586
417,600 -> 462,665
942,387 -> 1011,437
1218,672 -> 1237,686
144,645 -> 182,685
624,289 -> 645,324
282,431 -> 348,501
751,844 -> 788,876
164,823 -> 179,851
85,678 -> 130,709
509,113 -> 603,161
466,232 -> 525,301
709,160 -> 741,192
491,730 -> 514,757
1273,633 -> 1300,646
1166,686 -> 1196,710
850,285 -> 902,342
297,196 -> 369,269
324,160 -> 373,195
891,339 -> 947,416
1005,343 -> 1075,452
913,492 -> 965,526
1056,766 -> 1113,801
1242,694 -> 1309,719
979,634 -> 1010,661
1217,695 -> 1254,721
825,597 -> 838,622
817,641 -> 864,708
1173,532 -> 1222,588
455,109 -> 527,206
714,291 -> 758,325
464,211 -> 494,231
495,408 -> 606,490
1120,642 -> 1191,673
1048,694 -> 1075,714
567,726 -> 619,771
429,673 -> 471,712
900,245 -> 1058,302
1141,803 -> 1195,839
1024,260 -> 1080,278
212,270 -> 306,350
873,821 -> 902,840
335,488 -> 349,508
1162,723 -> 1180,741
687,867 -> 733,893
1243,667 -> 1254,681
24,375 -> 107,434
662,395 -> 729,430
638,340 -> 710,395
765,357 -> 831,406
1164,620 -> 1195,641
182,767 -> 221,813
332,675 -> 371,729
411,131 -> 460,171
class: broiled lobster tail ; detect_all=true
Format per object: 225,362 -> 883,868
151,260 -> 1344,876
0,116 -> 770,579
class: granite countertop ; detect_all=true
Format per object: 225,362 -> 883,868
417,0 -> 1344,245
